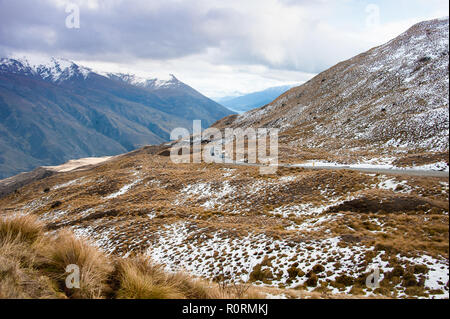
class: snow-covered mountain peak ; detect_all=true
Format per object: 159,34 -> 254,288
106,72 -> 180,89
0,56 -> 182,90
0,56 -> 92,82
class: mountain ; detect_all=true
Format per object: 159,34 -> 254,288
0,57 -> 234,179
1,132 -> 448,299
213,18 -> 449,165
215,84 -> 297,113
1,18 -> 449,300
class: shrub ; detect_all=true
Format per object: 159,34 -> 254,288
287,267 -> 304,279
170,271 -> 229,299
312,264 -> 325,274
385,265 -> 404,279
413,264 -> 428,274
50,201 -> 62,209
402,272 -> 418,287
334,275 -> 354,287
305,273 -> 318,287
249,264 -> 273,282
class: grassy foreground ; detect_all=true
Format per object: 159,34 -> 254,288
0,214 -> 264,299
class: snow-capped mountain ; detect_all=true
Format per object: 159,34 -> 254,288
214,18 -> 449,162
0,56 -> 233,179
0,56 -> 183,89
0,57 -> 91,83
106,72 -> 183,90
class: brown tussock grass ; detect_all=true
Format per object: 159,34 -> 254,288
0,214 -> 271,299
42,229 -> 113,298
0,214 -> 43,245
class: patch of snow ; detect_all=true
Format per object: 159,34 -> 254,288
105,178 -> 142,199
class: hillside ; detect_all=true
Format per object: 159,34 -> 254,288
216,85 -> 297,113
0,57 -> 233,178
0,214 -> 266,299
0,18 -> 448,300
0,143 -> 448,299
213,18 -> 449,166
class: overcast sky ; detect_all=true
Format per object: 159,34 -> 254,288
0,0 -> 448,97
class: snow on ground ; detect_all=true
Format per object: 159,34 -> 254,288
269,194 -> 355,219
396,254 -> 449,299
201,182 -> 234,209
377,177 -> 411,193
292,159 -> 449,172
139,220 -> 449,297
65,212 -> 448,298
440,181 -> 449,195
278,175 -> 298,183
413,161 -> 449,172
285,213 -> 345,233
53,177 -> 88,190
147,222 -> 371,288
105,178 -> 142,199
39,209 -> 68,222
19,197 -> 51,214
220,168 -> 236,178
265,293 -> 288,299
72,224 -> 119,254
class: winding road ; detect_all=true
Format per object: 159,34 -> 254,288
221,160 -> 449,178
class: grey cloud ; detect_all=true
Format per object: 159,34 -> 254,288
0,0 -> 412,74
0,0 -> 237,60
1,0 -> 336,73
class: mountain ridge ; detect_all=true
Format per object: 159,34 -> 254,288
215,84 -> 298,113
0,57 -> 234,178
213,17 -> 449,164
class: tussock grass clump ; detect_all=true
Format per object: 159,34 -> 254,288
168,271 -> 229,299
0,215 -> 60,298
43,230 -> 113,298
0,214 -> 43,245
115,257 -> 184,299
0,214 -> 266,299
115,257 -> 261,299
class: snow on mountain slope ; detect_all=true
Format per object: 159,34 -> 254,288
105,72 -> 182,90
0,56 -> 181,89
0,56 -> 92,82
214,18 -> 449,159
0,55 -> 234,179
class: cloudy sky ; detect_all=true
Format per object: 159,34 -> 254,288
0,0 -> 448,98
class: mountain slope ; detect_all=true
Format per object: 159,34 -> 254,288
0,143 -> 448,299
216,84 -> 297,113
0,57 -> 233,178
213,18 -> 449,164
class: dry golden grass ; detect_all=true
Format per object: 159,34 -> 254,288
1,150 -> 447,299
115,257 -> 185,299
0,214 -> 43,245
0,214 -> 289,299
42,230 -> 113,298
0,215 -> 62,299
